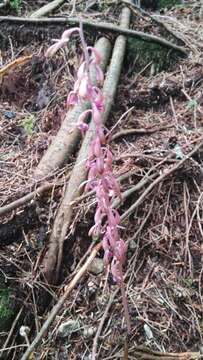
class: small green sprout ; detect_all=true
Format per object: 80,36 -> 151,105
19,115 -> 35,136
186,99 -> 197,110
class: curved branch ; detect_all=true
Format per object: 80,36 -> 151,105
0,15 -> 187,54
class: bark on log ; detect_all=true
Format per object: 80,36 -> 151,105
30,0 -> 65,18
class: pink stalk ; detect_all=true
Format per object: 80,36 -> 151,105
46,24 -> 131,332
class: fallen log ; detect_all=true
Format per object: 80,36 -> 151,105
42,5 -> 132,284
30,0 -> 65,18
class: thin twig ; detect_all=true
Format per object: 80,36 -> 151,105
92,289 -> 119,360
0,305 -> 24,359
111,123 -> 175,141
0,181 -> 65,217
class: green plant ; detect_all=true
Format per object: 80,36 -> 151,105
186,99 -> 197,110
182,277 -> 193,288
158,0 -> 181,9
19,115 -> 35,136
10,0 -> 21,10
0,288 -> 15,331
127,37 -> 179,74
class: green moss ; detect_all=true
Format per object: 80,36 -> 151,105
0,288 -> 15,331
158,0 -> 181,9
127,37 -> 180,75
10,0 -> 22,11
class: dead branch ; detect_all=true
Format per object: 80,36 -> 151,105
0,55 -> 32,76
34,37 -> 111,180
42,6 -> 131,284
0,16 -> 187,55
0,168 -> 138,218
30,0 -> 65,18
20,243 -> 101,360
131,346 -> 200,359
111,123 -> 174,141
0,181 -> 65,218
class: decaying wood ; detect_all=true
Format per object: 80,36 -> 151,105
0,55 -> 32,76
30,0 -> 65,18
34,37 -> 111,180
131,346 -> 200,360
42,5 -> 132,284
20,243 -> 102,360
0,16 -> 187,55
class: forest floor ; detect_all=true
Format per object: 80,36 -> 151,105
0,0 -> 203,359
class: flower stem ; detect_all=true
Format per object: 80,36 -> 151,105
119,267 -> 131,333
79,19 -> 90,79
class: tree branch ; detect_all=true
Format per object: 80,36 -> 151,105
0,15 -> 187,54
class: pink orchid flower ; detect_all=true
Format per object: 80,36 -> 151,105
46,25 -> 130,332
46,27 -> 79,57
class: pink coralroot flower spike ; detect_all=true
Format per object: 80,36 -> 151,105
46,22 -> 130,333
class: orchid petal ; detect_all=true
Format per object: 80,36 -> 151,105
78,77 -> 90,99
76,121 -> 89,135
111,259 -> 122,283
46,39 -> 68,57
67,91 -> 78,106
87,46 -> 102,64
78,109 -> 92,124
92,103 -> 102,126
77,61 -> 87,79
108,209 -> 120,227
96,157 -> 104,174
61,27 -> 80,40
95,64 -> 104,84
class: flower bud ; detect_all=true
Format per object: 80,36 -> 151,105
76,121 -> 89,135
67,91 -> 78,106
77,61 -> 86,79
92,103 -> 102,126
78,76 -> 90,99
87,46 -> 102,64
